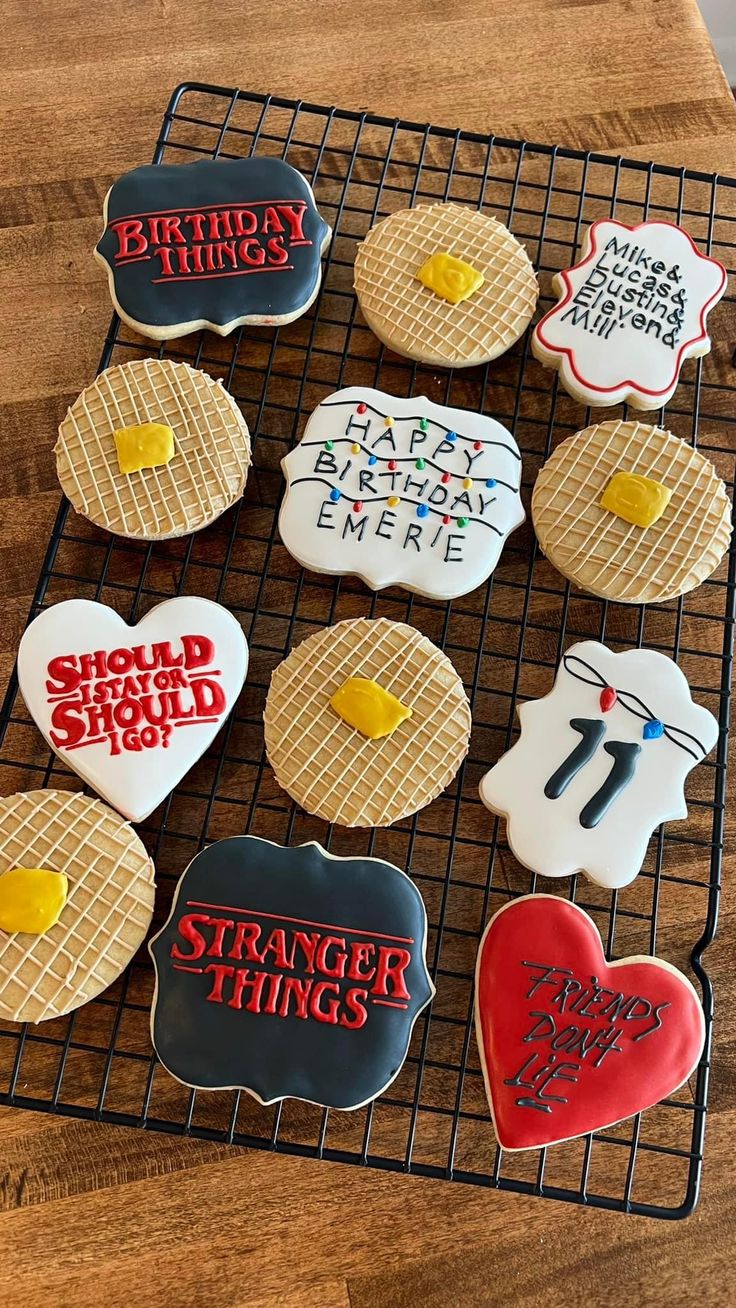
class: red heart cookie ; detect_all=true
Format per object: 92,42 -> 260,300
474,895 -> 705,1151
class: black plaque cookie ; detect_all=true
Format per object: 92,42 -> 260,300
95,156 -> 332,340
149,836 -> 434,1108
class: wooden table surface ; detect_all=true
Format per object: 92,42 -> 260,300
2,3 -> 735,1304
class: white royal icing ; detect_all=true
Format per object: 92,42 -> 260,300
18,597 -> 248,823
480,640 -> 718,888
278,387 -> 525,600
532,220 -> 727,409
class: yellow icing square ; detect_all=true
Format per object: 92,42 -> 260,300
329,677 -> 412,740
600,471 -> 672,528
0,867 -> 68,935
114,422 -> 175,474
415,251 -> 485,305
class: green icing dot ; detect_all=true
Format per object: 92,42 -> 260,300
325,440 -> 334,450
415,457 -> 426,470
458,516 -> 469,528
419,417 -> 428,430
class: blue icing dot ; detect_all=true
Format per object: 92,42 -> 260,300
485,478 -> 496,488
643,719 -> 664,740
329,488 -> 341,502
416,503 -> 430,518
446,431 -> 457,442
368,455 -> 377,465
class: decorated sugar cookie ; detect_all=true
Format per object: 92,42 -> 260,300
479,641 -> 718,889
354,202 -> 538,367
149,836 -> 434,1107
532,220 -> 727,408
0,790 -> 155,1024
279,387 -> 524,599
95,156 -> 332,339
55,358 -> 251,541
474,896 -> 705,1151
531,419 -> 732,604
264,616 -> 471,827
18,597 -> 248,823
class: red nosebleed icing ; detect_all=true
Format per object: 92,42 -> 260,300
45,635 -> 225,756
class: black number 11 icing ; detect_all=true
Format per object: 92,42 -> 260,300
480,640 -> 718,889
95,156 -> 332,340
149,836 -> 434,1108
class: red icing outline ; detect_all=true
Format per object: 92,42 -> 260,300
475,895 -> 705,1151
109,199 -> 308,225
533,219 -> 727,400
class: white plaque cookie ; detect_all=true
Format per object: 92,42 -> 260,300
532,220 -> 727,409
279,387 -> 524,600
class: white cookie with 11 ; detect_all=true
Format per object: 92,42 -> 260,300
279,387 -> 525,600
480,640 -> 718,889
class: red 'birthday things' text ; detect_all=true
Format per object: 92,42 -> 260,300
109,202 -> 312,281
170,908 -> 415,1030
45,634 -> 226,756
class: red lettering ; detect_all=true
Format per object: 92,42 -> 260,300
346,941 -> 376,983
339,987 -> 369,1029
266,235 -> 289,265
238,238 -> 266,267
112,219 -> 148,259
310,981 -> 341,1025
84,702 -> 115,736
175,247 -> 191,274
228,968 -> 268,1012
263,971 -> 283,1014
171,913 -> 212,961
261,928 -> 292,970
46,655 -> 82,695
232,208 -> 258,237
277,203 -> 308,241
292,930 -> 320,974
113,697 -> 143,728
373,946 -> 412,1000
204,962 -> 234,1002
181,635 -> 214,670
159,215 -> 186,245
278,976 -> 311,1019
155,246 -> 176,276
262,206 -> 285,234
214,240 -> 238,269
49,702 -> 86,748
191,678 -> 226,718
208,210 -> 234,239
108,647 -> 134,675
208,916 -> 235,958
227,920 -> 264,962
315,935 -> 347,979
184,212 -> 207,241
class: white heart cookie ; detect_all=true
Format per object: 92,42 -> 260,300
18,598 -> 248,823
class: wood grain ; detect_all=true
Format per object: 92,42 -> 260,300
1,2 -> 735,1304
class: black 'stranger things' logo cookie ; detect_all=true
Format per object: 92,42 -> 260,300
149,836 -> 434,1108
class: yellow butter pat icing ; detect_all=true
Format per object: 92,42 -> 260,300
0,867 -> 68,934
329,677 -> 412,740
114,422 -> 175,474
600,471 -> 672,528
415,251 -> 485,305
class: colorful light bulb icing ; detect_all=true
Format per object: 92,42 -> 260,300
479,640 -> 718,888
329,676 -> 412,740
0,867 -> 68,935
278,386 -> 524,601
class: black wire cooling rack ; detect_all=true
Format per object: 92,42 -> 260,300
0,82 -> 734,1220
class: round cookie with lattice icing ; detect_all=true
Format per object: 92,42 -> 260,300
354,203 -> 538,367
263,617 -> 471,827
279,386 -> 524,600
531,419 -> 731,604
55,358 -> 251,541
0,790 -> 155,1024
